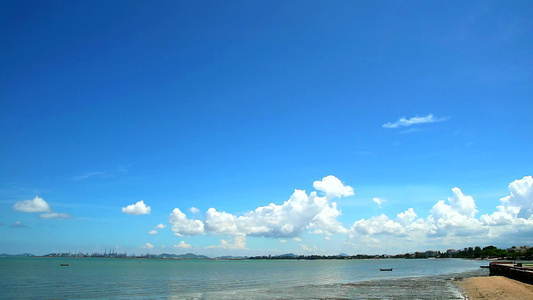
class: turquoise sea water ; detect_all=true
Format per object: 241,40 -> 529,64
0,257 -> 488,299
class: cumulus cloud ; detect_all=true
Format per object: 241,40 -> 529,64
481,176 -> 533,225
39,212 -> 70,219
13,196 -> 70,219
169,176 -> 354,239
396,208 -> 417,226
426,188 -> 485,237
174,241 -> 192,249
503,176 -> 533,219
382,114 -> 447,129
13,196 -> 51,212
169,208 -> 205,236
352,214 -> 409,236
148,230 -> 158,235
313,175 -> 354,200
350,188 -> 488,246
166,175 -> 533,253
190,207 -> 200,214
122,200 -> 151,215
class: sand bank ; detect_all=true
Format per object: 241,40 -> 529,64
456,276 -> 533,299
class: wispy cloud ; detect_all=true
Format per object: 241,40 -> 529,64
383,114 -> 447,129
372,197 -> 386,208
40,212 -> 70,219
72,172 -> 107,181
10,221 -> 29,228
141,242 -> 154,249
72,166 -> 129,181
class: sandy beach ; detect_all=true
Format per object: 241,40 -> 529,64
456,276 -> 533,299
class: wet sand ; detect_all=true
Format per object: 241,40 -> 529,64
456,276 -> 533,299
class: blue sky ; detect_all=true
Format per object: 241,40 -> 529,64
1,0 -> 532,256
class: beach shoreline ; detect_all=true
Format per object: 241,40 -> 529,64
455,275 -> 533,299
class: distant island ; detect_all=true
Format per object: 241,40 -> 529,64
2,245 -> 532,260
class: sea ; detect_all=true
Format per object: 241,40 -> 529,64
0,257 -> 489,299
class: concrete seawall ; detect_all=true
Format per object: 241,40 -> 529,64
489,262 -> 533,284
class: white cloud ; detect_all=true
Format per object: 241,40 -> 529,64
382,114 -> 447,129
142,242 -> 154,249
372,197 -> 386,208
121,200 -> 151,215
155,223 -> 167,229
39,212 -> 70,219
190,207 -> 200,214
349,188 -> 488,249
169,208 -> 205,236
352,214 -> 408,236
174,241 -> 192,249
481,176 -> 533,225
148,230 -> 158,235
169,175 -> 354,239
313,175 -> 354,200
426,188 -> 484,237
13,196 -> 52,213
396,208 -> 417,226
448,187 -> 478,218
72,171 -> 106,181
207,235 -> 247,250
300,244 -> 318,252
165,175 -> 533,253
502,175 -> 533,219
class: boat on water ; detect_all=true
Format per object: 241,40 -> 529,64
380,268 -> 393,271
60,263 -> 69,266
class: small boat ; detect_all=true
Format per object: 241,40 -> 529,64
60,263 -> 69,266
480,265 -> 489,268
380,268 -> 393,271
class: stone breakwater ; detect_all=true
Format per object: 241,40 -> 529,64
489,262 -> 533,284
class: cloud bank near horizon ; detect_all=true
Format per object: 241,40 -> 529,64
167,175 -> 533,251
10,176 -> 533,253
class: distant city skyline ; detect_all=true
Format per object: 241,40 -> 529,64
1,1 -> 532,256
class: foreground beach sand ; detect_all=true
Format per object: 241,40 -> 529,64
456,276 -> 533,299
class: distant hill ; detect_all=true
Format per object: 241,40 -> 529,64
0,253 -> 35,257
277,253 -> 298,258
157,253 -> 210,259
